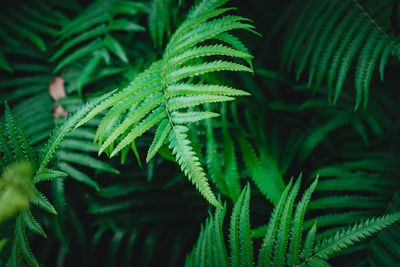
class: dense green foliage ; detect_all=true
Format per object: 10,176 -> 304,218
1,0 -> 400,266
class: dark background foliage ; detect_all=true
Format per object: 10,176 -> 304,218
1,0 -> 399,266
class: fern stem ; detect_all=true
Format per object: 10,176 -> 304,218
351,0 -> 394,42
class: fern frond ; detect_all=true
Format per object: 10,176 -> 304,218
59,138 -> 99,152
174,111 -> 220,124
229,183 -> 243,267
288,177 -> 318,266
0,0 -> 69,54
51,0 -> 147,94
272,177 -> 301,266
50,24 -> 107,61
205,116 -> 229,196
146,119 -> 171,162
186,178 -> 400,267
15,215 -> 39,267
301,212 -> 400,264
110,106 -> 166,157
214,203 -> 229,266
56,150 -> 118,174
283,0 -> 400,108
38,91 -> 113,176
168,125 -> 220,208
301,221 -> 317,260
300,113 -> 349,162
4,103 -> 25,162
239,136 -> 283,205
165,44 -> 252,69
0,105 -> 67,265
21,209 -> 46,238
31,187 -> 57,215
57,162 -> 100,191
77,0 -> 254,206
0,126 -> 13,165
257,179 -> 293,267
148,0 -> 171,47
33,168 -> 67,184
52,177 -> 67,218
238,185 -> 254,266
221,104 -> 241,201
309,195 -> 386,210
167,83 -> 250,97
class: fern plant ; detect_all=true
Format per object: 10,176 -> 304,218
0,93 -> 109,266
50,0 -> 148,95
186,176 -> 400,267
282,0 -> 400,109
0,103 -> 62,266
203,102 -> 285,205
0,0 -> 78,72
77,0 -> 256,207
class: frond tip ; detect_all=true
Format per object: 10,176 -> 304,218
168,126 -> 221,208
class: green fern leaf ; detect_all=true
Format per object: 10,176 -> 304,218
229,184 -> 245,267
149,0 -> 171,47
38,90 -> 113,176
205,116 -> 229,196
56,150 -> 118,173
283,0 -> 399,108
33,168 -> 67,184
272,177 -> 301,267
15,215 -> 40,267
76,0 -> 254,207
146,119 -> 171,162
96,91 -> 163,148
168,125 -> 221,208
104,34 -> 128,63
166,44 -> 252,69
378,43 -> 395,81
167,83 -> 249,97
238,185 -> 254,266
50,24 -> 107,62
0,126 -> 13,164
221,104 -> 241,201
59,138 -> 99,152
53,38 -> 103,73
109,19 -> 145,32
110,106 -> 166,157
239,136 -> 282,205
168,95 -> 234,111
257,179 -> 293,267
76,52 -> 103,96
57,161 -> 100,191
21,209 -> 46,238
304,212 -> 400,263
30,187 -> 57,214
300,114 -> 349,162
0,50 -> 12,72
301,221 -> 317,260
173,111 -> 219,124
213,204 -> 229,266
165,61 -> 251,83
288,177 -> 318,266
52,177 -> 67,218
4,103 -> 24,161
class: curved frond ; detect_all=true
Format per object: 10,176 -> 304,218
78,0 -> 254,206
